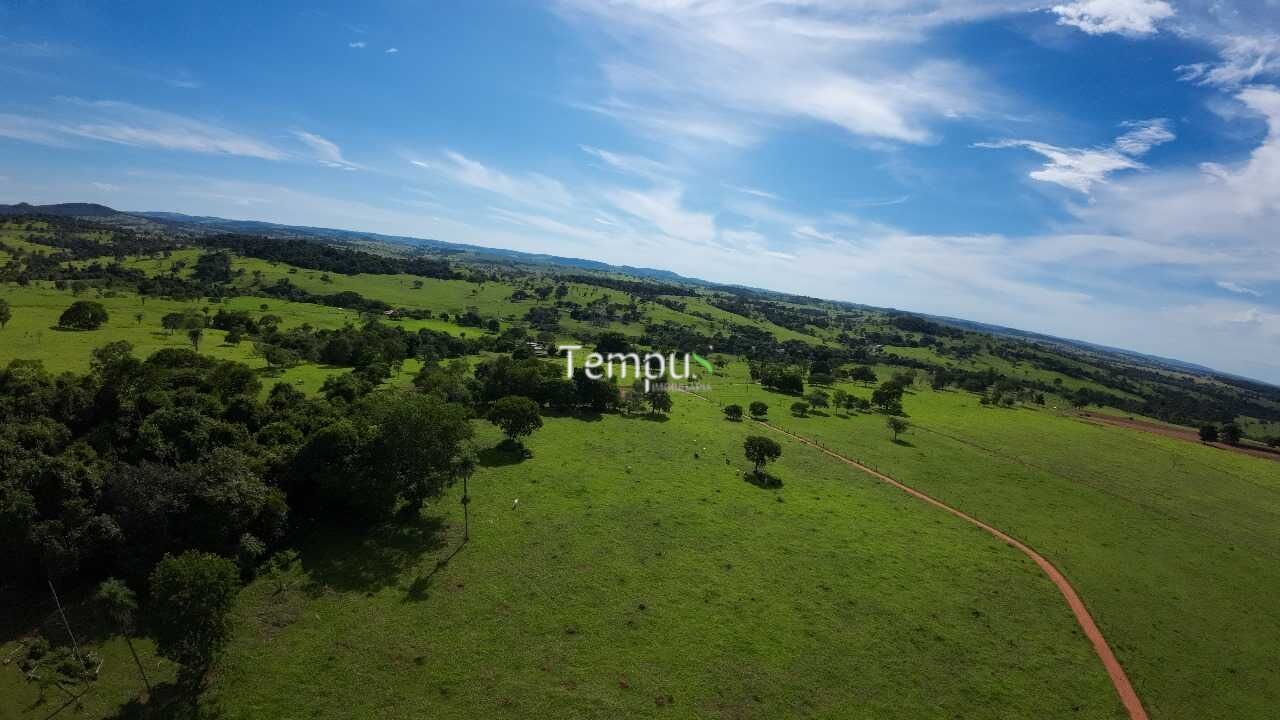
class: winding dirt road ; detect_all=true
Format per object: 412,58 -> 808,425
686,387 -> 1149,719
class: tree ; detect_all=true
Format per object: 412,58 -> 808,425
0,298 -> 11,329
1199,425 -> 1219,443
58,300 -> 109,330
1221,422 -> 1243,445
831,389 -> 849,413
187,326 -> 203,351
790,401 -> 809,417
133,311 -> 144,326
723,404 -> 743,421
489,395 -> 543,445
749,401 -> 768,419
94,578 -> 150,691
871,382 -> 905,414
806,390 -> 830,411
148,551 -> 240,690
886,416 -> 910,441
743,435 -> 782,477
849,365 -> 877,385
645,388 -> 673,416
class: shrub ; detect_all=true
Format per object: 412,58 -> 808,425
723,404 -> 743,421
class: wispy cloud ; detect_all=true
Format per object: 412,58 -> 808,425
580,145 -> 677,181
411,150 -> 574,208
723,184 -> 778,201
976,118 -> 1174,193
1218,280 -> 1263,297
0,100 -> 285,159
1051,0 -> 1174,37
1177,34 -> 1280,88
348,41 -> 367,49
385,47 -> 399,54
291,130 -> 361,170
555,1 -> 1029,147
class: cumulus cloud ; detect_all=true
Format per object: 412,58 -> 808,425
348,41 -> 366,49
1052,0 -> 1174,36
385,47 -> 399,54
976,118 -> 1174,193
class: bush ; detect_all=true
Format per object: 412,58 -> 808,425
749,401 -> 768,418
58,300 -> 109,330
723,404 -> 743,421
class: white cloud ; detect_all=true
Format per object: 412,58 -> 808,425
1052,0 -> 1174,36
91,181 -> 120,192
977,118 -> 1174,193
555,1 -> 1036,146
602,183 -> 718,247
723,184 -> 778,201
411,150 -> 575,209
385,47 -> 399,54
579,145 -> 677,181
0,100 -> 285,159
1178,34 -> 1280,88
348,41 -> 367,49
0,112 -> 73,146
291,130 -> 361,170
1218,280 -> 1263,297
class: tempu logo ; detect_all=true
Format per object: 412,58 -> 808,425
559,346 -> 713,391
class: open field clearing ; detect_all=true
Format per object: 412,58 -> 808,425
702,369 -> 1280,719
201,398 -> 1124,720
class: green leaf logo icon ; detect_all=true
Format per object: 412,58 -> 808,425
692,353 -> 714,375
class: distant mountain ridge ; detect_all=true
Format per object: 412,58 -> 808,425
0,202 -> 120,217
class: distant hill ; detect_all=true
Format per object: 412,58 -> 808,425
132,211 -> 713,286
0,202 -> 121,218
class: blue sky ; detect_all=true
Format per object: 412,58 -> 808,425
3,1 -> 1280,381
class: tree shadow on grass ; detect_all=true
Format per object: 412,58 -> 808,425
743,471 -> 783,489
890,438 -> 916,448
479,440 -> 528,467
404,539 -> 468,603
105,681 -> 230,720
297,514 -> 446,595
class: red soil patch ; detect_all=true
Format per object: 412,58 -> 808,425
1081,413 -> 1280,463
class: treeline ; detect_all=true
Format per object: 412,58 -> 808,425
196,234 -> 458,280
557,273 -> 694,299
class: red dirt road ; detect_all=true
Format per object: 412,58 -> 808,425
754,419 -> 1150,720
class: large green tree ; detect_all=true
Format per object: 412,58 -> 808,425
58,301 -> 109,330
148,551 -> 240,690
488,395 -> 543,445
743,435 -> 782,477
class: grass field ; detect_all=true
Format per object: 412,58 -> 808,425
4,231 -> 1280,719
206,397 -> 1125,719
702,366 -> 1280,719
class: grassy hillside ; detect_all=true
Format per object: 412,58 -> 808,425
2,213 -> 1278,720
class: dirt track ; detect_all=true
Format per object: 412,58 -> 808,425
683,387 -> 1149,719
1081,413 -> 1280,463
